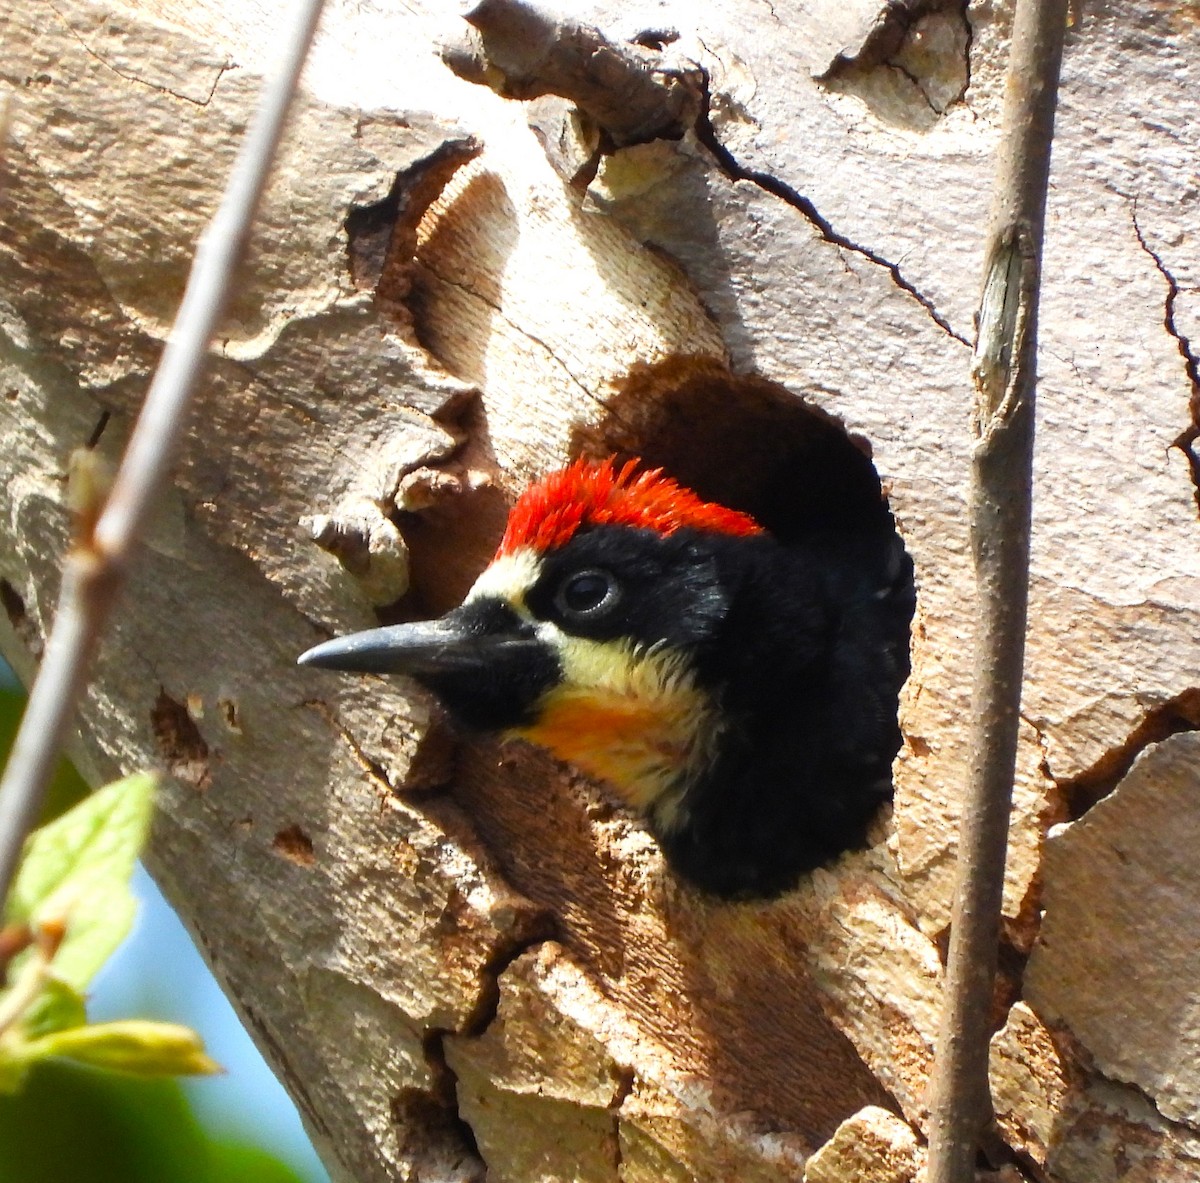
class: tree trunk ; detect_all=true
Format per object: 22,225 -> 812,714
1,0 -> 1197,1180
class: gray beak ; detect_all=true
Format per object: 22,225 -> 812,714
297,618 -> 533,677
296,600 -> 561,731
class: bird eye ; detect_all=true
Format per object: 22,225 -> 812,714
554,569 -> 621,619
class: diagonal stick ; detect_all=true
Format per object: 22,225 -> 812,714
0,0 -> 327,907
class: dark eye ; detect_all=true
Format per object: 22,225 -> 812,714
554,569 -> 621,619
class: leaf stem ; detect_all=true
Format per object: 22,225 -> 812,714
0,930 -> 54,1037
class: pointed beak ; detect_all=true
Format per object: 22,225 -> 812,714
298,618 -> 531,677
297,601 -> 560,730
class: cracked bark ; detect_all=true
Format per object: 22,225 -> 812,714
691,103 -> 972,345
1130,209 -> 1200,512
2,0 -> 1199,1181
1056,688 -> 1200,819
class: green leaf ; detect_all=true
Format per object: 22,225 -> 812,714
23,1020 -> 222,1078
0,1056 -> 216,1182
5,773 -> 157,991
19,976 -> 87,1039
0,1038 -> 29,1095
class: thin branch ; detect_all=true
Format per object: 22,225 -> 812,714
0,0 -> 328,908
0,91 -> 12,163
926,0 -> 1070,1178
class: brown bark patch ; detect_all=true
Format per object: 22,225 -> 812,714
150,689 -> 212,792
272,824 -> 316,867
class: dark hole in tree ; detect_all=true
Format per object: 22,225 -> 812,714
389,355 -> 914,633
0,580 -> 27,631
572,354 -> 907,550
150,690 -> 211,793
570,355 -> 917,884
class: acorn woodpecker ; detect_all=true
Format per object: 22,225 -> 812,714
299,457 -> 914,897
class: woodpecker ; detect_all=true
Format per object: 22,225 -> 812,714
299,457 -> 914,898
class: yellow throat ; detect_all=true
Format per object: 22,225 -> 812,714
510,634 -> 718,820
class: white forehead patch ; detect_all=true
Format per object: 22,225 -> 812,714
465,547 -> 542,612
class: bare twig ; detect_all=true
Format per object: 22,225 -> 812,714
0,0 -> 327,908
926,0 -> 1070,1179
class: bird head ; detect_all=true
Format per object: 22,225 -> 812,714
298,458 -> 764,820
301,454 -> 914,896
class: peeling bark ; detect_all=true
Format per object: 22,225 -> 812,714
1,0 -> 1198,1180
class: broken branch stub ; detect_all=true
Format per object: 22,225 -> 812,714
443,0 -> 703,147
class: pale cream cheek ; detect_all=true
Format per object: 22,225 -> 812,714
550,633 -> 700,711
464,548 -> 541,613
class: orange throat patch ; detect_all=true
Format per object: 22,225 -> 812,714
511,679 -> 716,820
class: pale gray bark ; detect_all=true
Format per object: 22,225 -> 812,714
1,1 -> 1197,1180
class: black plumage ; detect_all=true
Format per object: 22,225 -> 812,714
299,459 -> 914,899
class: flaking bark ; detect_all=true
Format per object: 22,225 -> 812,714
1,1 -> 1198,1180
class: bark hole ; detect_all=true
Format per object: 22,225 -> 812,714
572,354 -> 908,557
272,824 -> 316,866
819,0 -> 971,127
218,697 -> 242,734
150,689 -> 212,793
0,577 -> 41,659
0,579 -> 27,632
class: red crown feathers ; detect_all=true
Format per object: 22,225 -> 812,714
497,457 -> 764,557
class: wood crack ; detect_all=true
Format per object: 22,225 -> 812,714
1130,206 -> 1200,515
299,692 -> 560,1178
609,1066 -> 636,1175
693,76 -> 972,346
394,1030 -> 486,1182
299,697 -> 400,795
410,264 -> 645,443
1054,687 -> 1200,820
420,927 -> 558,1183
46,2 -> 234,107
